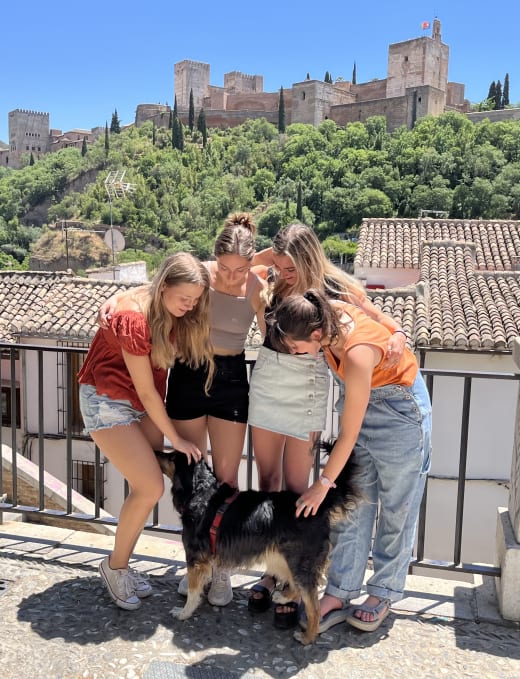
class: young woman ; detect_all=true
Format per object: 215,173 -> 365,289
79,252 -> 213,611
99,213 -> 266,607
246,223 -> 408,626
165,212 -> 266,605
269,289 -> 432,634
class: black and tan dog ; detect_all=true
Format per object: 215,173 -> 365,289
155,443 -> 359,644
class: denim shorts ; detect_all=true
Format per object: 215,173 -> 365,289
165,353 -> 249,423
79,383 -> 146,433
248,346 -> 330,440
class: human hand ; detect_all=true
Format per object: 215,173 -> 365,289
98,297 -> 117,328
295,481 -> 328,518
382,330 -> 407,369
172,437 -> 202,464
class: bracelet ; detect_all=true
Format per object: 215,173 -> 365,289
393,329 -> 407,338
319,475 -> 337,489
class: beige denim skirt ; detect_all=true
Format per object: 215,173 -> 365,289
248,346 -> 330,440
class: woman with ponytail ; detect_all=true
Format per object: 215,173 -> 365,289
270,288 -> 431,634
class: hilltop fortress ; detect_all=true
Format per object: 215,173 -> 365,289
137,18 -> 469,133
6,18 -> 516,170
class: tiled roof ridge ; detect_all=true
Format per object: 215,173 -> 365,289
0,270 -> 140,289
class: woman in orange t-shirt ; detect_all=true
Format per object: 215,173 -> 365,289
269,289 -> 432,634
78,252 -> 213,611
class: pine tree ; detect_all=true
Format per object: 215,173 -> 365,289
197,108 -> 207,147
495,80 -> 503,110
104,122 -> 109,157
503,73 -> 510,107
189,89 -> 195,132
278,87 -> 286,134
81,136 -> 88,156
296,181 -> 303,221
352,61 -> 357,85
110,109 -> 121,133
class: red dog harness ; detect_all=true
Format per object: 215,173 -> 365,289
209,491 -> 239,556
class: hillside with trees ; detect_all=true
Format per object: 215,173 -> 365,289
1,111 -> 520,272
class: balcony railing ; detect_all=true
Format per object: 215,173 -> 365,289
1,342 -> 518,579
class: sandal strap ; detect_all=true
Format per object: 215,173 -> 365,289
352,599 -> 390,616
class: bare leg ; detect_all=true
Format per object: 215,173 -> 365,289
90,420 -> 164,570
251,426 -> 286,491
282,432 -> 320,494
170,416 -> 208,456
207,415 -> 246,487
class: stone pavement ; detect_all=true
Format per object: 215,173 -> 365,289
1,519 -> 519,679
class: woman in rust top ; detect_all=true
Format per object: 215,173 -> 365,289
78,252 -> 213,611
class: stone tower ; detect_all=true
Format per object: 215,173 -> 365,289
386,17 -> 449,99
174,60 -> 210,111
8,109 -> 50,168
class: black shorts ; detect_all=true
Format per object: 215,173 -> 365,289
165,352 -> 249,423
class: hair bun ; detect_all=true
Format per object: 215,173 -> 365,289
225,212 -> 256,235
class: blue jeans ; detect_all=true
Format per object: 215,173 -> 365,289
326,372 -> 432,604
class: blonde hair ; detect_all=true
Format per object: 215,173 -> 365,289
145,253 -> 214,384
214,212 -> 257,261
269,223 -> 364,303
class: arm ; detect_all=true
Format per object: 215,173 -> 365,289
122,350 -> 201,462
251,276 -> 267,338
352,295 -> 407,368
98,285 -> 150,328
251,246 -> 275,268
295,343 -> 379,517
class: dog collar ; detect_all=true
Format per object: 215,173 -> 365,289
209,490 -> 239,556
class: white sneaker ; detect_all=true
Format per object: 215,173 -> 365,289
128,567 -> 152,598
99,556 -> 141,610
177,573 -> 188,597
207,567 -> 233,607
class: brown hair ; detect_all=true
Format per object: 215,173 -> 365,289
214,212 -> 257,261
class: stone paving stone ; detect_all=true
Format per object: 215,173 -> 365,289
1,523 -> 520,679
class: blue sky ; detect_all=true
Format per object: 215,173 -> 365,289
1,1 -> 518,142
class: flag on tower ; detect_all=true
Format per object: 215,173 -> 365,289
421,21 -> 430,30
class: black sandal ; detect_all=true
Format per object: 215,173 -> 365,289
248,575 -> 276,613
273,601 -> 302,630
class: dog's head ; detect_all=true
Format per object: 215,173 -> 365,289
154,450 -> 195,515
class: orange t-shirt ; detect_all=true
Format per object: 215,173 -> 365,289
324,304 -> 418,388
78,310 -> 170,411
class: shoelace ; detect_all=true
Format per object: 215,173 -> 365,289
128,567 -> 150,588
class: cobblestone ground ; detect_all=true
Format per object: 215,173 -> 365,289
1,550 -> 520,679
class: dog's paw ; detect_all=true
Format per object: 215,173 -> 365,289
293,629 -> 313,645
170,606 -> 191,620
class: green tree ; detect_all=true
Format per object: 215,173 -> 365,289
110,109 -> 121,133
29,152 -> 35,166
306,72 -> 310,80
189,89 -> 195,132
172,116 -> 184,151
503,73 -> 510,107
104,122 -> 109,156
296,181 -> 303,220
81,136 -> 88,156
278,87 -> 286,134
352,61 -> 357,85
495,81 -> 503,110
487,81 -> 497,109
197,108 -> 207,147
173,95 -> 178,118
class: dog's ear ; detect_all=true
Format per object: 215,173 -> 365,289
154,450 -> 177,480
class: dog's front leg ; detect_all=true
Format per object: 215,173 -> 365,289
171,565 -> 209,620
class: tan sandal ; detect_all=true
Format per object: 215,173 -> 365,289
346,598 -> 390,632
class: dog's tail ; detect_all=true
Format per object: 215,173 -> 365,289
318,439 -> 362,519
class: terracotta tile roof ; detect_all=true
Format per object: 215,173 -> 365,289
355,219 -> 520,271
354,218 -> 520,352
0,271 -> 136,343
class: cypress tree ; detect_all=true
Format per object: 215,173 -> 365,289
110,109 -> 121,133
306,72 -> 310,80
296,181 -> 303,221
503,73 -> 510,107
197,108 -> 207,147
104,122 -> 109,157
487,81 -> 497,108
81,136 -> 88,156
29,152 -> 35,166
152,121 -> 156,146
352,61 -> 357,85
169,109 -> 173,129
174,95 -> 178,117
495,80 -> 503,110
324,71 -> 330,83
278,87 -> 286,133
189,89 -> 195,132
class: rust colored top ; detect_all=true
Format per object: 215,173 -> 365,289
324,304 -> 418,388
78,310 -> 170,411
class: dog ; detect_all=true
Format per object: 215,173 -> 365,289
155,442 -> 360,644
